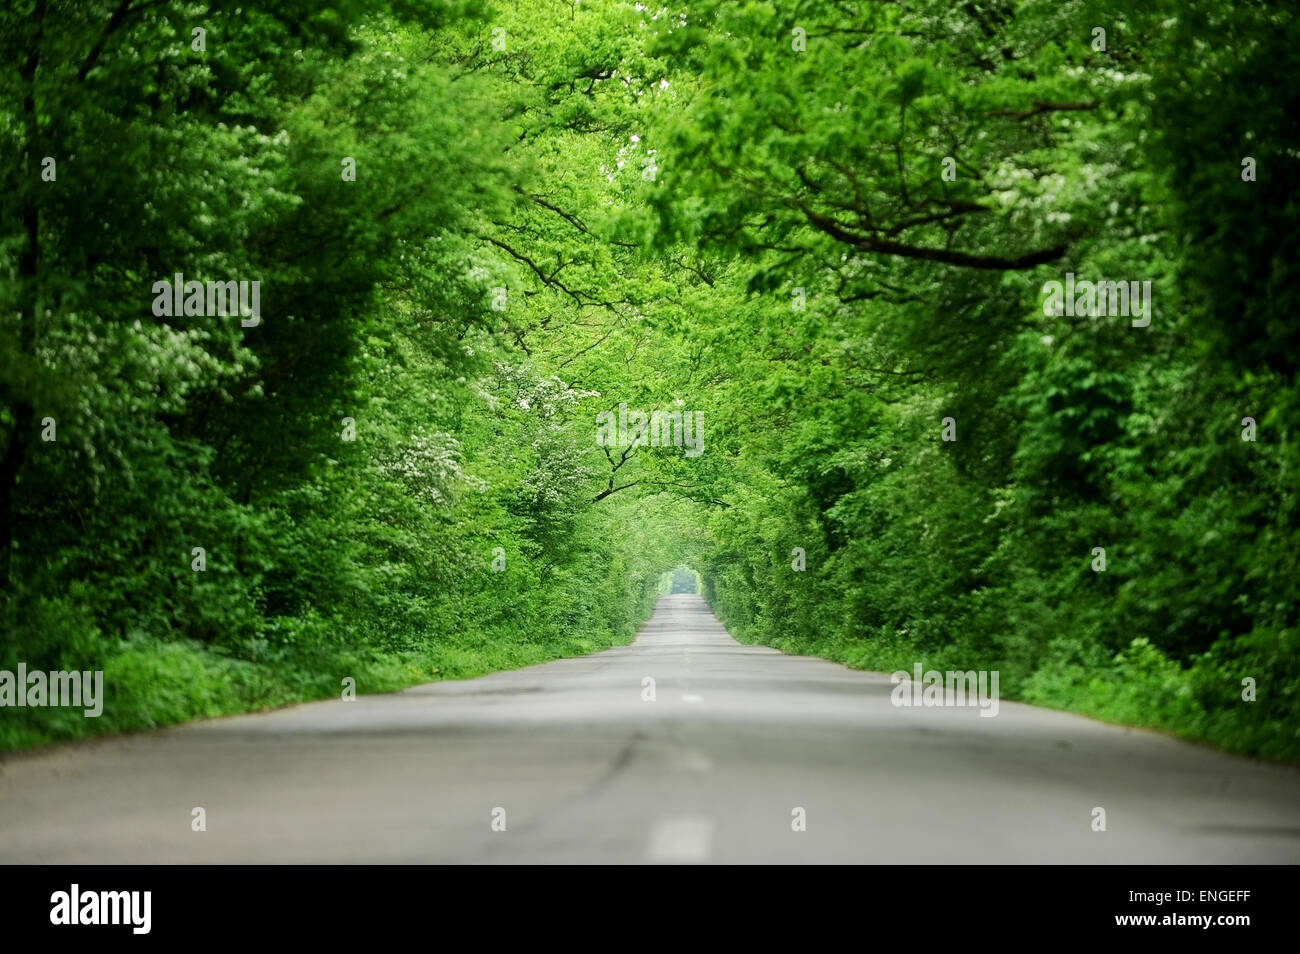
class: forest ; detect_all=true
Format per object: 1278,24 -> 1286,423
2,0 -> 1297,760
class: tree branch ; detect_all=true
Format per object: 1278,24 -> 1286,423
801,207 -> 1065,270
74,0 -> 136,83
985,100 -> 1100,121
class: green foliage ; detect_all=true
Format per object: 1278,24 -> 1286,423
0,0 -> 684,751
660,0 -> 1300,761
1,1 -> 1297,763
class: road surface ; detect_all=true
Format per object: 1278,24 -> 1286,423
2,594 -> 1298,863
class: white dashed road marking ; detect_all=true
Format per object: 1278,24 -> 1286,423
647,816 -> 715,863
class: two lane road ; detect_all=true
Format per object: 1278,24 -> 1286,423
2,594 -> 1298,863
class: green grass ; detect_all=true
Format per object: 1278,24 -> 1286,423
718,609 -> 1300,764
0,615 -> 646,754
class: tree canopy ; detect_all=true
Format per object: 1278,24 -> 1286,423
2,0 -> 1297,759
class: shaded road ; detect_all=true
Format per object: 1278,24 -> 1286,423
2,594 -> 1298,863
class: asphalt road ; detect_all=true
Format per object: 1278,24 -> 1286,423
2,594 -> 1298,863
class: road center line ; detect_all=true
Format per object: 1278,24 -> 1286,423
646,816 -> 715,863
